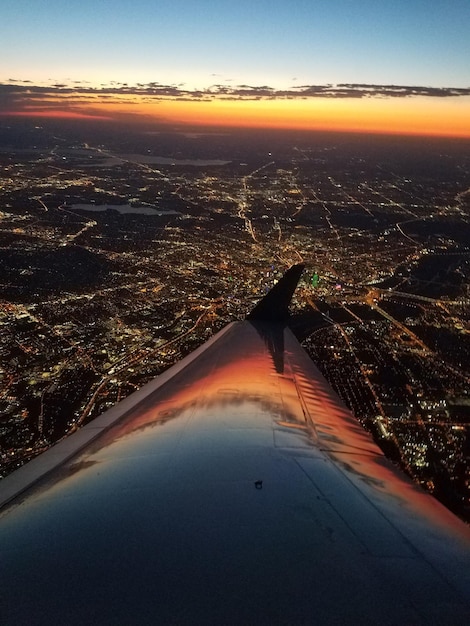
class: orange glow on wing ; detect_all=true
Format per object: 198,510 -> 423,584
85,321 -> 470,536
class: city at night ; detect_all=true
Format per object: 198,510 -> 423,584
1,1 -> 470,623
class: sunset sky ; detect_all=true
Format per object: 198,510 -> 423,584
2,0 -> 470,137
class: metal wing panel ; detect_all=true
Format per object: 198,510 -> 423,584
1,320 -> 470,625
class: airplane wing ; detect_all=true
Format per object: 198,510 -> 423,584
1,265 -> 470,625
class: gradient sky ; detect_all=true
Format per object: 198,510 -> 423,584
2,0 -> 470,136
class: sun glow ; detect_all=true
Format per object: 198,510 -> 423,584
211,98 -> 466,136
2,88 -> 470,138
93,95 -> 470,138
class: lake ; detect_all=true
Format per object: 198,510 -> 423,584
71,203 -> 180,216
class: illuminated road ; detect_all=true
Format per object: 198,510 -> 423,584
365,290 -> 430,351
237,160 -> 275,221
330,178 -> 375,217
360,183 -> 419,218
378,288 -> 467,307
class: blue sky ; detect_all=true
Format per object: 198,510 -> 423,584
2,0 -> 470,89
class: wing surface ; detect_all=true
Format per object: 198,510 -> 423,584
1,267 -> 470,624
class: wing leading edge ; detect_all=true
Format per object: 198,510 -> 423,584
1,266 -> 470,625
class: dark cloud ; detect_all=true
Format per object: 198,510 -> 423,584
336,84 -> 470,98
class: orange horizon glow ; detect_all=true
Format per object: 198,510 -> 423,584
1,110 -> 113,121
2,93 -> 470,138
144,97 -> 470,138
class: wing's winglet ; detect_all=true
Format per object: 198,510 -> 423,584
246,264 -> 304,323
